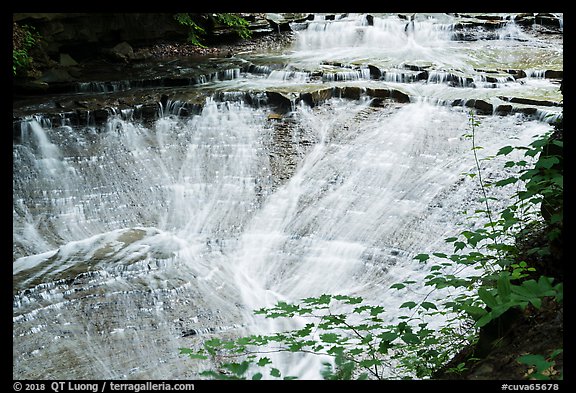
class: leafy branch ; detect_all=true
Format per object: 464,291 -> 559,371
179,110 -> 563,380
174,13 -> 252,48
13,23 -> 40,76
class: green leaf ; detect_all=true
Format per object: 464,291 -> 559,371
270,368 -> 281,378
414,253 -> 430,262
320,333 -> 340,343
454,241 -> 467,251
179,348 -> 208,360
517,354 -> 554,372
353,305 -> 372,314
199,370 -> 238,380
420,302 -> 438,311
361,333 -> 374,345
497,273 -> 512,303
550,349 -> 563,359
536,156 -> 560,169
204,338 -> 222,348
327,345 -> 345,356
390,283 -> 406,290
301,294 -> 332,306
475,311 -> 495,328
185,353 -> 209,360
478,288 -> 498,308
333,294 -> 363,304
400,301 -> 418,309
401,332 -> 421,344
378,339 -> 393,354
494,177 -> 518,187
369,306 -> 386,316
223,361 -> 250,376
497,145 -> 515,156
359,359 -> 382,368
378,331 -> 399,342
529,297 -> 542,309
537,275 -> 555,290
461,304 -> 487,320
288,342 -> 305,352
510,284 -> 534,299
257,357 -> 272,367
530,136 -> 551,149
252,373 -> 263,380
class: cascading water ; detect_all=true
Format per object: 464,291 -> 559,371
13,13 -> 562,380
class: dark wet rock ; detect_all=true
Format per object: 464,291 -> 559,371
266,91 -> 299,113
137,103 -> 161,124
265,114 -> 318,190
337,86 -> 363,100
452,99 -> 493,115
513,107 -> 538,116
365,14 -> 374,26
494,104 -> 513,116
366,88 -> 410,103
299,88 -> 334,107
503,69 -> 527,79
59,53 -> 78,66
14,79 -> 50,93
513,13 -> 536,26
545,70 -> 563,79
105,41 -> 135,63
368,64 -> 382,79
39,67 -> 76,83
535,13 -> 563,28
469,99 -> 493,115
265,13 -> 313,32
474,15 -> 506,21
507,13 -> 563,32
498,96 -> 561,107
240,13 -> 275,35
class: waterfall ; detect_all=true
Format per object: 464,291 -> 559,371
13,13 -> 562,380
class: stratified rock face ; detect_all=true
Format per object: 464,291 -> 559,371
13,13 -> 189,56
12,13 -> 312,62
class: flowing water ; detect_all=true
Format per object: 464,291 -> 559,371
13,13 -> 562,380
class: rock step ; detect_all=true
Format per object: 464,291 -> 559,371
13,85 -> 562,141
17,60 -> 563,97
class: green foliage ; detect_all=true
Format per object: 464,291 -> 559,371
420,112 -> 562,327
13,23 -> 39,76
517,349 -> 563,380
179,110 -> 562,380
174,14 -> 207,48
214,13 -> 252,39
174,13 -> 252,47
181,294 -> 470,379
473,274 -> 562,328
